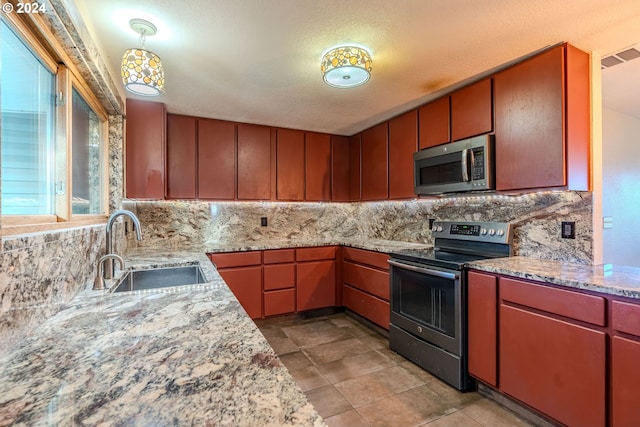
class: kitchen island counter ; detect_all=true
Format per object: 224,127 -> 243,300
0,252 -> 324,426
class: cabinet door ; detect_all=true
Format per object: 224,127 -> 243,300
467,271 -> 497,386
125,99 -> 166,198
217,266 -> 263,319
500,304 -> 606,427
494,45 -> 575,191
198,118 -> 235,199
263,263 -> 295,291
276,128 -> 305,200
611,336 -> 640,427
418,96 -> 449,149
297,260 -> 336,311
237,123 -> 271,200
349,134 -> 361,201
450,78 -> 493,141
166,114 -> 197,199
388,110 -> 418,199
264,289 -> 295,316
331,136 -> 350,201
361,122 -> 388,200
305,132 -> 331,201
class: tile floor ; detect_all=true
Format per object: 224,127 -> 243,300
254,312 -> 533,427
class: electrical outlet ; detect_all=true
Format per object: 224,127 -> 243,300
428,218 -> 435,230
261,217 -> 268,227
561,221 -> 575,239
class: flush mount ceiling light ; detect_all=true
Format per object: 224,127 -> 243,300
121,18 -> 165,96
321,46 -> 373,88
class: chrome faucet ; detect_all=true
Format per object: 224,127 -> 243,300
94,254 -> 124,290
104,210 -> 142,279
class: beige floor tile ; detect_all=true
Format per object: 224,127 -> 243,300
325,409 -> 370,427
303,337 -> 372,364
305,385 -> 352,418
357,385 -> 452,427
422,410 -> 483,426
376,347 -> 409,364
357,333 -> 388,350
289,365 -> 329,392
398,360 -> 440,384
460,398 -> 533,426
425,378 -> 482,409
257,325 -> 288,341
267,337 -> 299,355
282,319 -> 354,348
335,365 -> 425,407
278,350 -> 313,371
317,351 -> 395,384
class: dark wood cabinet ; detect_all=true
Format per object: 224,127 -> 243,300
361,123 -> 388,201
494,44 -> 590,191
418,96 -> 450,149
388,110 -> 418,199
297,261 -> 336,311
263,249 -> 296,316
166,114 -> 197,199
331,136 -> 350,201
276,128 -> 305,200
349,134 -> 361,201
237,123 -> 272,200
198,118 -> 236,199
305,132 -> 331,201
125,99 -> 166,199
450,78 -> 493,141
209,251 -> 263,319
467,271 -> 498,387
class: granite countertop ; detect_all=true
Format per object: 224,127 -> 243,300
467,256 -> 640,300
0,252 -> 324,426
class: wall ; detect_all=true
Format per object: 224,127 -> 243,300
128,191 -> 593,264
602,108 -> 640,266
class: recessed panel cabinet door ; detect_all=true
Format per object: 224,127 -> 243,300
349,134 -> 361,201
237,123 -> 271,200
450,78 -> 493,141
125,99 -> 166,199
611,336 -> 640,427
305,132 -> 331,201
198,118 -> 235,199
418,96 -> 449,149
166,114 -> 197,199
388,110 -> 418,199
331,136 -> 350,201
361,122 -> 388,201
467,271 -> 498,386
217,266 -> 263,319
297,260 -> 336,311
276,128 -> 305,201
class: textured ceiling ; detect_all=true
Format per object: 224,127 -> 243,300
75,0 -> 640,135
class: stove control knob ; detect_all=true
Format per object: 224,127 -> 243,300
488,229 -> 496,236
432,226 -> 437,232
496,229 -> 505,237
435,226 -> 443,232
480,228 -> 488,235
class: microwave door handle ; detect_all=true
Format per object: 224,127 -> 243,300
461,149 -> 470,182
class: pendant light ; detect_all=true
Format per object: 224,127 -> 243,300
321,46 -> 373,88
121,19 -> 165,96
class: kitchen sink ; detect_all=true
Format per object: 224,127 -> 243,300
112,265 -> 207,293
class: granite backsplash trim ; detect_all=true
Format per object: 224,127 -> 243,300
128,191 -> 593,264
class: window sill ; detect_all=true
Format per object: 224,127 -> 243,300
2,217 -> 107,237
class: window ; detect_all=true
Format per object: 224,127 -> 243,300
1,14 -> 108,233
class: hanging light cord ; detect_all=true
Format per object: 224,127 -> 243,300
139,28 -> 147,49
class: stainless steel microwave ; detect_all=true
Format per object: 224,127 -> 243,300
414,134 -> 494,195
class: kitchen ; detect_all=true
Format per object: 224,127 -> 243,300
1,0 -> 640,426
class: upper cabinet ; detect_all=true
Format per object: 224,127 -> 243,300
198,118 -> 236,200
125,99 -> 166,199
166,114 -> 197,199
305,132 -> 331,201
276,128 -> 305,201
331,135 -> 350,202
237,123 -> 272,200
388,110 -> 418,199
450,78 -> 493,141
361,123 -> 388,201
349,134 -> 362,201
494,44 -> 590,191
418,96 -> 450,150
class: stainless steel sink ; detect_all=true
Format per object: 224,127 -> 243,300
112,265 -> 207,293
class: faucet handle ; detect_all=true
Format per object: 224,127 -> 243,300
94,253 -> 125,290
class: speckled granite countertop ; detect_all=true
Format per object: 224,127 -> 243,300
0,252 -> 324,426
467,256 -> 640,299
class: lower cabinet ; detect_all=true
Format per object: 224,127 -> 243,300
342,247 -> 390,329
263,250 -> 296,316
217,266 -> 263,319
467,271 -> 498,387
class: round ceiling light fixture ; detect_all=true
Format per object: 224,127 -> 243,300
321,46 -> 373,88
121,18 -> 165,96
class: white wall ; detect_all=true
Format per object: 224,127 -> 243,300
602,108 -> 640,266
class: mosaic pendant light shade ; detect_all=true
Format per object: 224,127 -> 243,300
121,19 -> 165,96
321,46 -> 373,88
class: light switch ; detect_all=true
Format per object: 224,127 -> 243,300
603,217 -> 613,229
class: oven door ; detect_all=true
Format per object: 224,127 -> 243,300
389,259 -> 462,356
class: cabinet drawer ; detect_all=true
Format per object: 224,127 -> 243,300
263,249 -> 295,264
263,263 -> 295,291
209,251 -> 261,268
612,300 -> 640,336
264,288 -> 295,317
343,284 -> 390,330
343,261 -> 390,301
296,246 -> 336,262
343,247 -> 389,270
500,277 -> 606,326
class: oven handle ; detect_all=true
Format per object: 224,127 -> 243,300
388,259 -> 459,280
